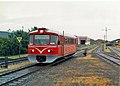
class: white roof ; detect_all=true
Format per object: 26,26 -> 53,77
47,29 -> 76,38
30,29 -> 76,38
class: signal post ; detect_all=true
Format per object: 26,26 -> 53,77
17,37 -> 22,58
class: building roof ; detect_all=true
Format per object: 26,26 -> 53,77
0,31 -> 8,38
0,31 -> 8,33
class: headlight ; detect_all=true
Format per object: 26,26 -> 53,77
30,49 -> 34,52
40,30 -> 43,33
48,49 -> 51,52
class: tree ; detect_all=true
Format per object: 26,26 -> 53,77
0,29 -> 29,56
10,30 -> 29,54
30,26 -> 38,32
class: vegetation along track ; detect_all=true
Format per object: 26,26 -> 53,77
95,45 -> 120,66
0,50 -> 84,86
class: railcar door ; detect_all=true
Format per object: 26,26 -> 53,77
58,36 -> 64,57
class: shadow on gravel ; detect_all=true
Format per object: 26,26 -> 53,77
36,63 -> 50,66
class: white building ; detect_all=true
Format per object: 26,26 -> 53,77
77,36 -> 90,45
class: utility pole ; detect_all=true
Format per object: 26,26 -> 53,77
104,27 -> 110,49
105,27 -> 108,43
104,35 -> 105,42
22,26 -> 24,30
104,35 -> 105,45
63,31 -> 64,56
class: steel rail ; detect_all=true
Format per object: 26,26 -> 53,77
0,46 -> 97,86
0,50 -> 82,86
108,46 -> 120,58
0,57 -> 28,68
94,45 -> 120,66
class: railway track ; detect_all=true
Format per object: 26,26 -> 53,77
0,45 -> 98,86
0,57 -> 28,68
108,46 -> 120,59
0,63 -> 37,86
94,45 -> 120,66
0,50 -> 82,86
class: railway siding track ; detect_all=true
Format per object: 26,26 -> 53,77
0,63 -> 37,85
0,46 -> 98,86
102,52 -> 120,60
96,53 -> 120,65
95,45 -> 120,86
18,45 -> 119,86
0,50 -> 83,86
94,45 -> 120,66
108,46 -> 120,58
0,57 -> 28,68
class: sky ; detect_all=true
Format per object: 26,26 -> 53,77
0,1 -> 120,41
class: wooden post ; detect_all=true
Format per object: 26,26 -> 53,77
5,56 -> 8,68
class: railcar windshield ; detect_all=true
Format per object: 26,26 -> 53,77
29,34 -> 58,45
50,35 -> 58,44
34,35 -> 49,45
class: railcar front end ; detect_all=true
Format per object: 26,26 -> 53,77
28,29 -> 62,63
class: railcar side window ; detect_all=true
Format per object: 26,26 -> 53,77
29,35 -> 33,45
50,35 -> 58,44
34,35 -> 49,45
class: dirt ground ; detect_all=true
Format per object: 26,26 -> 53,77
17,53 -> 119,86
53,54 -> 119,86
0,61 -> 31,73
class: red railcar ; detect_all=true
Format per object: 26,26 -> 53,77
28,28 -> 77,63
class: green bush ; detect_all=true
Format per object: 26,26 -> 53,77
0,30 -> 28,56
0,37 -> 17,56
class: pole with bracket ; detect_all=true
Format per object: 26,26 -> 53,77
63,31 -> 64,56
17,37 -> 22,58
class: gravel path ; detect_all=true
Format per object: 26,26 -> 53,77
13,54 -> 119,86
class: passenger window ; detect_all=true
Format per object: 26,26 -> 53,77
50,35 -> 58,44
